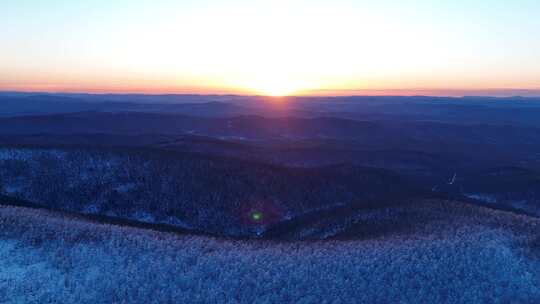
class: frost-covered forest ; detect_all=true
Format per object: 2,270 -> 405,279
0,200 -> 538,303
0,147 -> 415,237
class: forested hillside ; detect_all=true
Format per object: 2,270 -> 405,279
0,147 -> 418,236
0,200 -> 538,303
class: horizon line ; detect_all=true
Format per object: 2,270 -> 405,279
1,89 -> 540,99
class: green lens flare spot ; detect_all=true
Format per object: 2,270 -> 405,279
251,211 -> 263,222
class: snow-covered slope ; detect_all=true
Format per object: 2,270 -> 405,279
0,200 -> 538,303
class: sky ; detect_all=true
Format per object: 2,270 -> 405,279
1,0 -> 540,96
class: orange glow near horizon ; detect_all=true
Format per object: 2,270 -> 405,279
3,82 -> 540,98
3,70 -> 539,97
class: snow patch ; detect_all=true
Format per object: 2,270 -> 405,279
131,211 -> 156,223
465,193 -> 498,204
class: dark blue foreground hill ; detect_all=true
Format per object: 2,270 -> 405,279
0,199 -> 538,303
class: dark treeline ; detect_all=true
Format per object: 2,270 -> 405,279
0,147 -> 419,236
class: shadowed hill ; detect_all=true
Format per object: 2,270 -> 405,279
0,146 -> 422,237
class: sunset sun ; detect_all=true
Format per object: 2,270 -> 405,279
256,81 -> 297,97
245,73 -> 306,97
